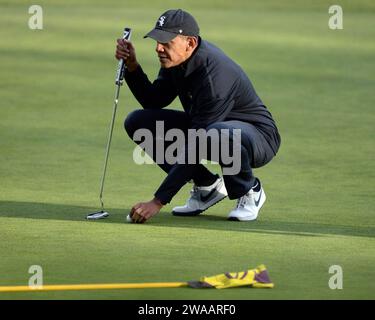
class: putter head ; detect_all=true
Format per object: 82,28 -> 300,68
86,210 -> 109,220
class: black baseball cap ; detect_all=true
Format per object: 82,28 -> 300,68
144,9 -> 200,43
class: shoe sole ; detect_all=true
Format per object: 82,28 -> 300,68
172,195 -> 227,217
227,216 -> 257,222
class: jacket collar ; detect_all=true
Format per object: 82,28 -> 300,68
178,36 -> 204,77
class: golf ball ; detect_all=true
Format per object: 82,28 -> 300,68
126,214 -> 132,223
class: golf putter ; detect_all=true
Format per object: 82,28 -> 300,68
87,27 -> 132,220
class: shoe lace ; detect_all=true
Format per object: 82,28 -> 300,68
190,186 -> 199,200
236,193 -> 249,209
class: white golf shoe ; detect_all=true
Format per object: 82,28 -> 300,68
172,176 -> 228,216
227,179 -> 266,221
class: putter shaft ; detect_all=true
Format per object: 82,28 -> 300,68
98,27 -> 132,211
99,84 -> 122,211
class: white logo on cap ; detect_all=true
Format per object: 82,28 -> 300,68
158,16 -> 166,27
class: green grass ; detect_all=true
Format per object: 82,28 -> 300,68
0,0 -> 374,299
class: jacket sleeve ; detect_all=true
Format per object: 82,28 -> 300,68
124,65 -> 178,109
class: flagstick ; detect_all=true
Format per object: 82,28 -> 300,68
0,282 -> 188,293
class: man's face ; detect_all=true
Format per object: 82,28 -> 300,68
156,36 -> 192,68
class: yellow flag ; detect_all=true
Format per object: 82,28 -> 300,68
188,265 -> 274,289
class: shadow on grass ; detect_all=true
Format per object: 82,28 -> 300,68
0,201 -> 373,239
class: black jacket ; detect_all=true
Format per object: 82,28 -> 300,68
125,38 -> 280,203
125,38 -> 280,152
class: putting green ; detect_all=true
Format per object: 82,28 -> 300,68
0,0 -> 374,299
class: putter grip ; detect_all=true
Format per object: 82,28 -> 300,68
115,27 -> 132,85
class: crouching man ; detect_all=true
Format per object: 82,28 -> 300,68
115,9 -> 281,223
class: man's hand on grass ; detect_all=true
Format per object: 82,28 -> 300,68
130,198 -> 164,223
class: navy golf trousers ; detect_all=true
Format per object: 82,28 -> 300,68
124,109 -> 277,202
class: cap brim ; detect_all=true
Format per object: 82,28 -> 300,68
143,28 -> 177,43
